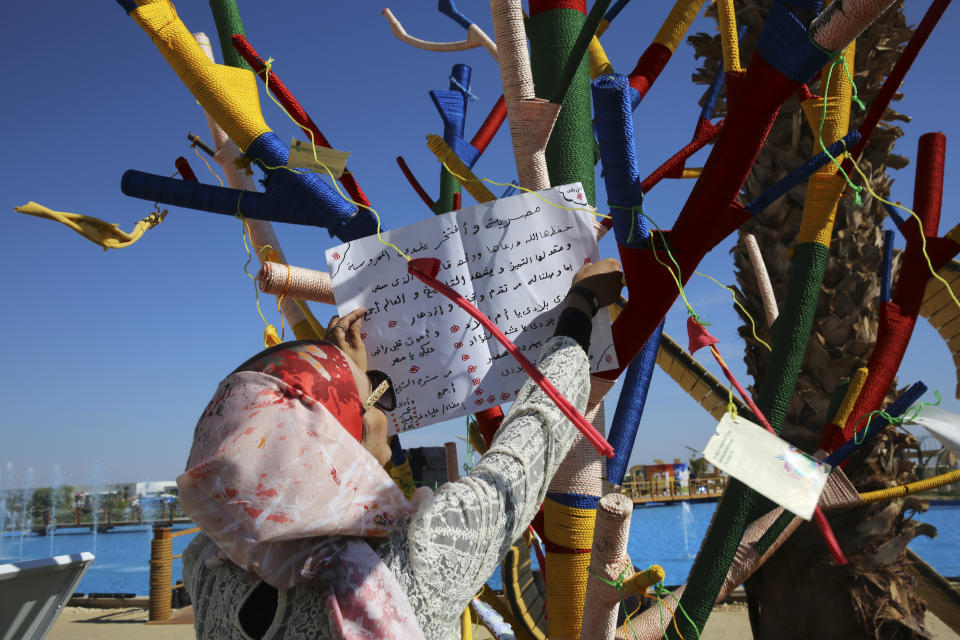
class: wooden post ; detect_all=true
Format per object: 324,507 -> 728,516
149,526 -> 172,621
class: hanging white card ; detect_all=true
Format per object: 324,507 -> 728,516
703,413 -> 831,520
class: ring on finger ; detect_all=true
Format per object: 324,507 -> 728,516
330,324 -> 347,333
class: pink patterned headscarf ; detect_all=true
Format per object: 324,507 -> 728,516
177,342 -> 428,640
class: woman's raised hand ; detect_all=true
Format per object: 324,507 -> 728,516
568,258 -> 624,312
326,308 -> 368,370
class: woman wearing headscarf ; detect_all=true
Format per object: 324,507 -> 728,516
178,258 -> 623,639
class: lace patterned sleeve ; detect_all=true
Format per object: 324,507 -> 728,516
404,335 -> 589,628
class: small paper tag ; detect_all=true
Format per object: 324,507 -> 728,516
703,413 -> 830,520
287,138 -> 350,177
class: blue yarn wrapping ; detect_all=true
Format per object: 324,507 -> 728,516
607,320 -> 664,485
121,133 -> 377,240
700,68 -> 726,121
438,0 -> 473,30
121,169 -> 273,220
604,0 -> 631,23
880,229 -> 894,303
592,73 -> 645,248
431,64 -> 480,167
883,202 -> 907,228
823,381 -> 927,467
592,71 -> 663,483
755,0 -> 830,83
545,492 -> 601,509
745,130 -> 860,214
245,132 -> 375,240
501,181 -> 519,198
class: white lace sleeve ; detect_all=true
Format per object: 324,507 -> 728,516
403,335 -> 589,633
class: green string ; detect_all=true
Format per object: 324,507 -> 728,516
586,565 -> 660,640
851,390 -> 942,445
816,57 -> 863,206
653,582 -> 701,640
608,197 -> 645,245
629,206 -> 711,328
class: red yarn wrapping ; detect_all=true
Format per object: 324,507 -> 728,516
627,42 -> 672,99
474,407 -> 504,449
912,132 -> 946,230
603,58 -> 797,379
640,117 -> 723,192
408,258 -> 614,457
688,317 -> 846,564
470,95 -> 507,153
845,0 -> 949,163
821,133 -> 957,452
452,191 -> 462,211
230,34 -> 372,209
529,0 -> 586,15
395,156 -> 435,210
174,156 -> 198,183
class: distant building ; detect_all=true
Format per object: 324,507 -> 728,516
134,481 -> 178,497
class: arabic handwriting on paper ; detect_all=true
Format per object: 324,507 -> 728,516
326,183 -> 617,432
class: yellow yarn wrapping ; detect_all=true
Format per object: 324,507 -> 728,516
544,499 -> 597,639
716,0 -> 742,73
859,469 -> 960,504
622,564 -> 666,595
426,135 -> 496,203
545,502 -> 598,548
795,42 -> 854,247
681,167 -> 702,179
461,607 -> 473,640
795,173 -> 846,246
831,367 -> 869,426
545,552 -> 591,637
653,0 -> 707,53
801,43 -> 855,175
385,457 -> 418,498
15,201 -> 166,250
131,0 -> 270,151
588,35 -> 613,78
264,324 -> 282,348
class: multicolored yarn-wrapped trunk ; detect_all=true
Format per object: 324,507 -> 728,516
543,379 -> 612,640
528,0 -> 596,206
194,31 -> 319,342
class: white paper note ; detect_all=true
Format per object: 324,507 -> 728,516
703,413 -> 831,520
326,183 -> 617,432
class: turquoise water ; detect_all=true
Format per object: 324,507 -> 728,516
1,504 -> 957,595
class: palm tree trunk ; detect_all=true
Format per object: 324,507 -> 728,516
689,2 -> 935,637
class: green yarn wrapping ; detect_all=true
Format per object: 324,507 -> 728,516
667,242 -> 831,639
528,7 -> 596,206
756,242 -> 831,432
209,0 -> 252,71
433,170 -> 461,214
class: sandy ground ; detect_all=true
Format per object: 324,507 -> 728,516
48,603 -> 959,639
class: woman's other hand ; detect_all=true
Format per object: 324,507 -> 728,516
326,308 -> 368,370
566,258 -> 623,314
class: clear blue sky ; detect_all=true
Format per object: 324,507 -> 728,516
1,2 -> 957,489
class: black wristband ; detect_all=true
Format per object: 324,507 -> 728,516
554,307 -> 592,352
567,286 -> 600,316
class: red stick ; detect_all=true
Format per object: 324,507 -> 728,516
706,343 -> 847,565
469,95 -> 507,153
174,157 -> 198,182
396,156 -> 436,210
408,258 -> 614,458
